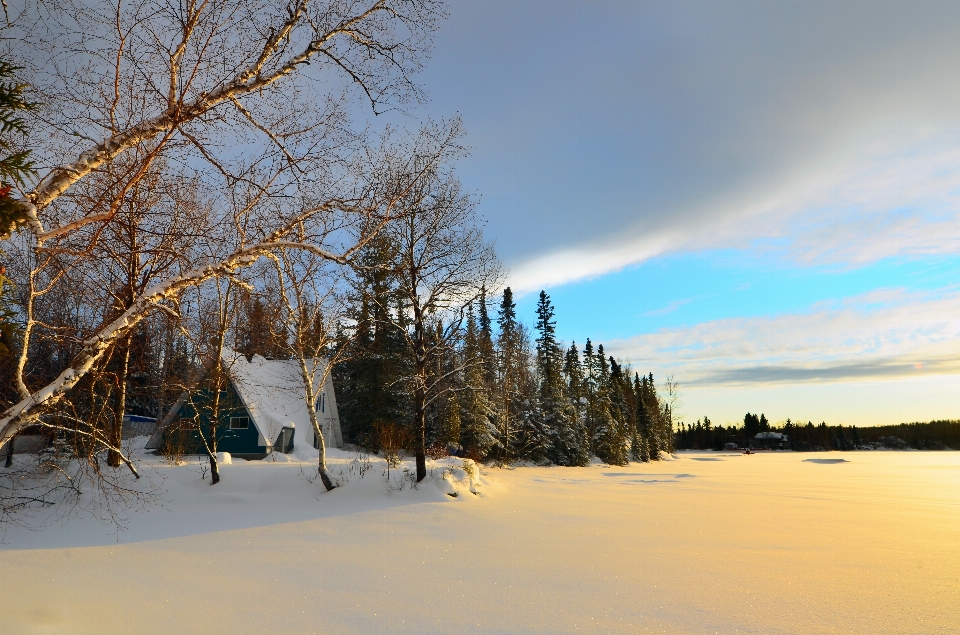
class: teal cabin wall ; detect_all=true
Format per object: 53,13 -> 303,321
165,380 -> 266,456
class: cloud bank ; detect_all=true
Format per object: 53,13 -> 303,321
509,136 -> 960,294
606,287 -> 960,388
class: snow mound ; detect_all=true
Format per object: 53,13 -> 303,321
430,458 -> 482,497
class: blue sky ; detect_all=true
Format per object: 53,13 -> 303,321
403,0 -> 960,426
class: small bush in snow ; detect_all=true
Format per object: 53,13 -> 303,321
460,458 -> 478,480
373,421 -> 410,468
425,442 -> 447,460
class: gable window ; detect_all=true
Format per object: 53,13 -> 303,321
316,393 -> 325,413
230,416 -> 249,429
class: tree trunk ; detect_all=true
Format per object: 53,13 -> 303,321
415,388 -> 427,482
206,365 -> 223,486
208,451 -> 220,485
4,434 -> 13,467
297,358 -> 336,492
108,338 -> 131,468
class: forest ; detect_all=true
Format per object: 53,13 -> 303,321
676,414 -> 960,451
0,1 -> 955,528
0,0 -> 677,524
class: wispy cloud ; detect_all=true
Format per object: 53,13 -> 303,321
508,136 -> 960,294
606,286 -> 960,387
642,298 -> 695,317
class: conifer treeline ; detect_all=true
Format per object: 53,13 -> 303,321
334,274 -> 674,465
675,414 -> 960,451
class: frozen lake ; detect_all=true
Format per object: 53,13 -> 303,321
2,450 -> 958,634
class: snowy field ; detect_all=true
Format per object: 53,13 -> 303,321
1,448 -> 959,634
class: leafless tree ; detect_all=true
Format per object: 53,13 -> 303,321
268,247 -> 345,491
0,0 -> 449,457
379,137 -> 502,481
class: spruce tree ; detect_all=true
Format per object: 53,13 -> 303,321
496,287 -> 540,461
591,348 -> 629,465
333,237 -> 412,447
460,303 -> 497,456
643,372 -> 664,459
534,292 -> 587,466
584,342 -> 627,465
477,284 -> 496,388
0,61 -> 36,239
632,373 -> 651,462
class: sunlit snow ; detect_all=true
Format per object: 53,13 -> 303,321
1,448 -> 958,634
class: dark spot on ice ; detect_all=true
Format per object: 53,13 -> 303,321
603,472 -> 695,483
690,457 -> 723,461
803,458 -> 849,464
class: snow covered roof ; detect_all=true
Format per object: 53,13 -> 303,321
754,431 -> 785,440
223,350 -> 335,453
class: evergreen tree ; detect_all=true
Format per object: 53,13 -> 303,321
332,237 -> 413,448
460,303 -> 497,456
234,294 -> 287,360
0,61 -> 37,238
493,288 -> 540,461
0,61 -> 33,397
586,343 -> 627,465
477,284 -> 495,388
646,372 -> 665,458
632,373 -> 651,461
564,341 -> 584,403
602,356 -> 632,465
534,291 -> 587,466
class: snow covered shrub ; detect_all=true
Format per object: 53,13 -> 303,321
460,458 -> 478,480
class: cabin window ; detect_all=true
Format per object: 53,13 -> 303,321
230,416 -> 249,429
316,393 -> 325,413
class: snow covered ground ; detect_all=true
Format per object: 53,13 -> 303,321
1,448 -> 959,634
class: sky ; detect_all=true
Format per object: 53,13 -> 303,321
406,0 -> 960,427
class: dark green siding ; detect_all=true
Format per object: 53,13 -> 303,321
164,380 -> 266,455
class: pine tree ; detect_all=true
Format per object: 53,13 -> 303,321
495,287 -> 540,461
592,348 -> 629,465
645,372 -> 665,459
460,303 -> 497,456
332,237 -> 412,448
632,373 -> 651,461
0,61 -> 36,239
0,61 -> 33,380
477,284 -> 495,388
534,292 -> 587,466
234,295 -> 287,360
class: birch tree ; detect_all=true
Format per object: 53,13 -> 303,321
269,247 -> 345,491
0,0 -> 447,454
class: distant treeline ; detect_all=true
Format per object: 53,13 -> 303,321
676,415 -> 960,451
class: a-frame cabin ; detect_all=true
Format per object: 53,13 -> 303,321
147,351 -> 343,459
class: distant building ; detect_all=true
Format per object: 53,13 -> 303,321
723,442 -> 739,451
752,431 -> 789,449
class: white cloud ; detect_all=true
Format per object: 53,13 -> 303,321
606,286 -> 960,388
507,134 -> 960,294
